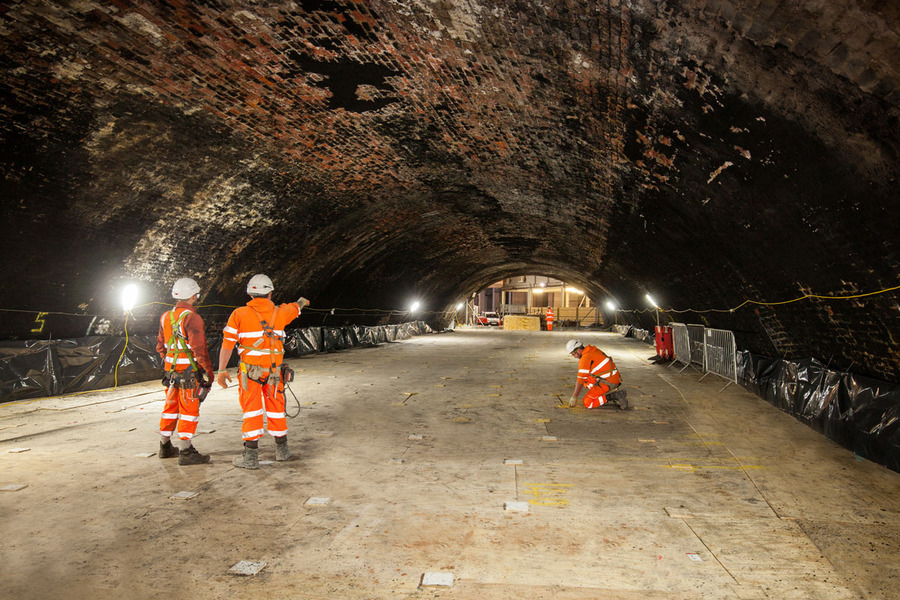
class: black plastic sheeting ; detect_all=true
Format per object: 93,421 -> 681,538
618,324 -> 899,472
0,321 -> 433,404
737,352 -> 900,473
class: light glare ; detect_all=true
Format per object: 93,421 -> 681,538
121,284 -> 139,312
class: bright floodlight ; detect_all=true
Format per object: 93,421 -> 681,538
121,284 -> 139,312
567,287 -> 583,294
456,303 -> 463,310
410,301 -> 421,312
606,301 -> 617,311
645,293 -> 659,308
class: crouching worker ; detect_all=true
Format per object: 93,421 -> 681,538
565,339 -> 628,410
157,278 -> 214,465
216,274 -> 309,470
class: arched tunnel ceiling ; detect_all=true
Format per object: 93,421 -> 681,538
1,1 -> 898,379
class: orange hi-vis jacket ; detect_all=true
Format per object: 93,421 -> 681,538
546,308 -> 555,323
222,297 -> 301,369
576,345 -> 621,388
156,303 -> 214,375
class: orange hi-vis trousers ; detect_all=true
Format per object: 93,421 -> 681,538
160,384 -> 201,441
583,381 -> 612,408
239,370 -> 287,441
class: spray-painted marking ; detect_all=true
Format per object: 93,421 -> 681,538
522,483 -> 573,507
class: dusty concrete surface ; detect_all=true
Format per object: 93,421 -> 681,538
1,330 -> 898,599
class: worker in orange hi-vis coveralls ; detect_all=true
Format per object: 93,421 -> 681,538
156,277 -> 214,466
546,307 -> 555,331
216,274 -> 309,470
565,339 -> 628,410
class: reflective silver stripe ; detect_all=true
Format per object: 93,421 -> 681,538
268,428 -> 287,435
591,358 -> 610,373
164,357 -> 193,365
242,428 -> 264,439
578,368 -> 589,374
238,330 -> 266,338
598,369 -> 618,379
266,411 -> 285,419
224,326 -> 238,334
162,412 -> 179,419
178,433 -> 194,440
160,430 -> 173,437
243,409 -> 264,419
180,414 -> 199,422
239,349 -> 282,357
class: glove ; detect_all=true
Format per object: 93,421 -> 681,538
296,297 -> 309,310
568,395 -> 578,408
216,370 -> 232,389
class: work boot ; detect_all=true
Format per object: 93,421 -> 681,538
178,445 -> 211,466
158,440 -> 179,459
275,440 -> 292,462
233,447 -> 259,470
608,389 -> 629,411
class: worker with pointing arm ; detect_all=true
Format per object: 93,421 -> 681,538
216,274 -> 309,470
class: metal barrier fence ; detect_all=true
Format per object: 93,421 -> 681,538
688,324 -> 705,368
667,323 -> 737,388
700,328 -> 738,389
670,323 -> 693,370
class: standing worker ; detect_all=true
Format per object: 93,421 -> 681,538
565,339 -> 627,409
216,274 -> 309,470
546,307 -> 555,331
156,277 -> 214,465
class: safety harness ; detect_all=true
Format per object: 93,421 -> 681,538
163,309 -> 201,389
238,306 -> 283,393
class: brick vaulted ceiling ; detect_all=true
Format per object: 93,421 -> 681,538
1,1 -> 898,379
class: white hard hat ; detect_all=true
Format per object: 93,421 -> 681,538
565,339 -> 584,354
172,277 -> 200,299
247,273 -> 274,295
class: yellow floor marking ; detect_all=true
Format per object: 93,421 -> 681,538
522,483 -> 573,507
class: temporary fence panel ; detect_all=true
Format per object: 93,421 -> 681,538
700,328 -> 738,389
687,325 -> 706,370
670,323 -> 692,367
654,325 -> 674,359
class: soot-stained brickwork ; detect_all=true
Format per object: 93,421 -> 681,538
0,1 -> 898,380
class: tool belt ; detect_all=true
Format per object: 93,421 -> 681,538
238,362 -> 294,389
162,368 -> 198,389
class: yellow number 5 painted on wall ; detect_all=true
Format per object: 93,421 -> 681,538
31,312 -> 48,333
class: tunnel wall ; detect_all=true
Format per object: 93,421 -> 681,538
0,321 -> 433,404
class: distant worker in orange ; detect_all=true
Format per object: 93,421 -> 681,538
156,277 -> 214,465
565,339 -> 627,410
216,274 -> 309,470
546,307 -> 555,331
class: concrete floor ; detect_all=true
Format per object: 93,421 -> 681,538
1,329 -> 898,599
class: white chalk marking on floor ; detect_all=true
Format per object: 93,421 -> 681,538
686,553 -> 703,562
1,484 -> 28,492
258,460 -> 274,466
638,439 -> 656,443
408,434 -> 424,440
170,491 -> 198,500
421,572 -> 454,587
540,436 -> 558,442
504,501 -> 530,512
228,561 -> 267,576
504,459 -> 523,465
134,452 -> 156,458
306,497 -> 330,505
8,448 -> 30,453
316,431 -> 334,437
